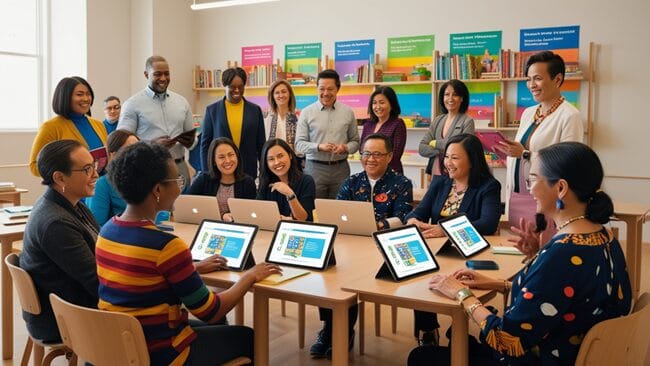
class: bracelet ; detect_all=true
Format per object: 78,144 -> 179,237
503,279 -> 510,293
465,301 -> 483,319
455,288 -> 474,303
286,193 -> 297,201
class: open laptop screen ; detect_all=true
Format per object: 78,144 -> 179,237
265,220 -> 337,270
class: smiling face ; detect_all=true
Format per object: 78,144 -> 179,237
266,145 -> 291,181
361,138 -> 392,180
70,83 -> 92,115
103,99 -> 121,122
226,75 -> 245,104
273,83 -> 290,109
443,85 -> 462,114
63,147 -> 98,200
443,142 -> 471,183
527,159 -> 558,216
146,60 -> 170,94
317,78 -> 338,107
526,62 -> 562,104
372,93 -> 392,122
214,143 -> 238,177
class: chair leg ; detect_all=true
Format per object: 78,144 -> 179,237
67,352 -> 78,366
221,356 -> 252,366
374,303 -> 381,336
33,343 -> 44,366
281,300 -> 287,317
359,301 -> 365,355
20,337 -> 33,366
42,348 -> 67,366
298,303 -> 306,349
391,305 -> 398,334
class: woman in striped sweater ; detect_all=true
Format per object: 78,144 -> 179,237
96,141 -> 281,365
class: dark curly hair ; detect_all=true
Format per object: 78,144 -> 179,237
438,79 -> 470,114
108,142 -> 172,204
222,67 -> 248,86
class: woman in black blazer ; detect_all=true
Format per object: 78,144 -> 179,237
404,133 -> 502,346
187,137 -> 256,222
200,67 -> 266,179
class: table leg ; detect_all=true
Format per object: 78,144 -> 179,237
358,301 -> 365,355
253,290 -> 270,366
374,303 -> 381,336
331,303 -> 350,366
622,216 -> 640,299
632,220 -> 643,299
298,303 -> 305,349
450,307 -> 468,366
2,238 -> 14,359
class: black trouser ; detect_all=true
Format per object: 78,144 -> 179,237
407,335 -> 500,366
318,304 -> 358,336
413,310 -> 440,337
185,320 -> 254,365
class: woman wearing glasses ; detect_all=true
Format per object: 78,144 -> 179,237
87,130 -> 139,226
186,137 -> 256,222
20,140 -> 101,342
411,142 -> 631,365
405,133 -> 501,346
29,76 -> 108,177
97,142 -> 281,365
257,138 -> 315,221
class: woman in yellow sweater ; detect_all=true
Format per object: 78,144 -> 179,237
29,76 -> 108,177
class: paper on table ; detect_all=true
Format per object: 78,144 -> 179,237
491,246 -> 524,255
259,267 -> 310,285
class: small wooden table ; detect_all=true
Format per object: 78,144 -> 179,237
0,188 -> 28,206
0,217 -> 26,359
612,202 -> 650,299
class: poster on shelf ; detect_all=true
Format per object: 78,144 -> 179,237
337,84 -> 374,120
449,30 -> 503,125
241,45 -> 274,67
285,42 -> 321,80
334,39 -> 375,83
516,25 -> 581,119
386,35 -> 434,125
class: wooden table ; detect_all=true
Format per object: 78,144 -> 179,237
612,202 -> 650,299
0,189 -> 28,207
342,236 -> 525,366
0,216 -> 26,359
175,223 -> 375,366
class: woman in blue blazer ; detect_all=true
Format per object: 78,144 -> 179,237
200,67 -> 265,179
404,133 -> 502,346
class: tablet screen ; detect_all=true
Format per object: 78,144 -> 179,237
266,221 -> 337,270
438,214 -> 490,257
373,225 -> 439,280
190,220 -> 258,269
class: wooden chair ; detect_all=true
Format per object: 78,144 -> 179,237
4,253 -> 74,366
574,292 -> 650,365
49,294 -> 252,366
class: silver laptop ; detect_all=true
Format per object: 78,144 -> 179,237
228,198 -> 281,231
315,199 -> 377,236
173,195 -> 221,224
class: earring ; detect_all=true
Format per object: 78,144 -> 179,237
62,185 -> 66,193
556,198 -> 565,210
156,195 -> 160,203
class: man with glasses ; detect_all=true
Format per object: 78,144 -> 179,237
102,96 -> 121,134
309,133 -> 413,358
295,69 -> 360,199
118,55 -> 195,189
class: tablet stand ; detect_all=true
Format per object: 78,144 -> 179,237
374,262 -> 395,281
325,250 -> 336,268
435,239 -> 464,257
240,253 -> 256,271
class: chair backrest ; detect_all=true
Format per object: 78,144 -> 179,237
574,292 -> 650,366
49,294 -> 150,366
4,253 -> 41,315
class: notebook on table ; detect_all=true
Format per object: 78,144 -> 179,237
315,198 -> 377,236
189,220 -> 258,271
437,213 -> 491,258
228,198 -> 281,231
372,225 -> 439,281
174,195 -> 221,224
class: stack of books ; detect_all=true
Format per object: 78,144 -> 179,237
0,182 -> 16,192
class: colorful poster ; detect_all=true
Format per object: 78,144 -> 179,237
450,31 -> 502,124
516,25 -> 580,119
387,35 -> 434,73
392,84 -> 432,124
337,85 -> 374,119
334,39 -> 375,83
241,45 -> 273,67
285,42 -> 321,79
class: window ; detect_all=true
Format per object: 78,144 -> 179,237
0,0 -> 42,130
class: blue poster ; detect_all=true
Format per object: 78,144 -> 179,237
334,39 -> 375,83
520,25 -> 580,51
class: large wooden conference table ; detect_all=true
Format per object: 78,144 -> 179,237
175,223 -> 524,366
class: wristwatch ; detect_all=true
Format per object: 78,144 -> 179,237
522,150 -> 531,160
286,193 -> 297,201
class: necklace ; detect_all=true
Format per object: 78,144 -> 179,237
534,96 -> 565,125
556,215 -> 586,230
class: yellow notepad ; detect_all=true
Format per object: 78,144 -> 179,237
259,267 -> 310,285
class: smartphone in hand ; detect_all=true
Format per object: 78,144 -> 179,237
465,260 -> 499,270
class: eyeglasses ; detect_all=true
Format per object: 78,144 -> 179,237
360,151 -> 389,160
525,176 -> 540,190
70,161 -> 99,177
104,105 -> 121,111
163,175 -> 185,189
